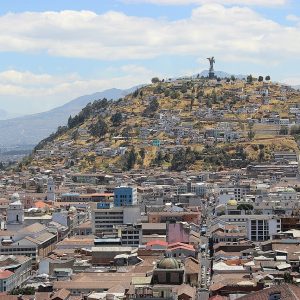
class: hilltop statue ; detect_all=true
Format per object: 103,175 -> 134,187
207,56 -> 215,79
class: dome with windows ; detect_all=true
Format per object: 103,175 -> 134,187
157,258 -> 180,269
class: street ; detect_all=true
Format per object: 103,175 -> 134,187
197,198 -> 215,300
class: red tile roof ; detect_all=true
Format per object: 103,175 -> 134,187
146,240 -> 168,247
0,270 -> 13,279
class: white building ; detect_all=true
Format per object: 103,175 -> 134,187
47,177 -> 56,201
6,200 -> 24,231
246,215 -> 281,242
91,204 -> 141,235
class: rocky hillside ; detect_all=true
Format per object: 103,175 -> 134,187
0,87 -> 138,147
22,76 -> 300,173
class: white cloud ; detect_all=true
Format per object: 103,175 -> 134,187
0,66 -> 156,114
0,5 -> 298,64
286,14 -> 300,23
121,0 -> 287,6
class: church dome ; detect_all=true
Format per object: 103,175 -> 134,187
227,199 -> 238,206
157,258 -> 180,269
11,193 -> 20,201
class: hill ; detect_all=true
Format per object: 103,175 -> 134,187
0,87 -> 138,147
23,77 -> 300,173
198,70 -> 245,79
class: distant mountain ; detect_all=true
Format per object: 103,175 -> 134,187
0,86 -> 140,147
0,109 -> 21,120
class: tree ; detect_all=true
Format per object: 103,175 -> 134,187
181,84 -> 188,93
89,118 -> 108,138
237,204 -> 253,211
265,75 -> 271,81
170,91 -> 180,99
283,272 -> 293,283
143,97 -> 159,116
230,75 -> 236,82
152,151 -> 164,166
139,148 -> 146,161
170,148 -> 196,171
71,129 -> 79,140
258,76 -> 264,82
248,124 -> 255,140
133,89 -> 139,97
10,287 -> 35,295
190,98 -> 195,110
279,126 -> 289,135
151,77 -> 160,84
258,144 -> 265,162
247,75 -> 253,84
164,152 -> 171,162
291,125 -> 300,135
248,130 -> 255,140
111,112 -> 123,126
124,148 -> 137,170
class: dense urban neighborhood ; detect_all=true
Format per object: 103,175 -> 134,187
0,74 -> 299,300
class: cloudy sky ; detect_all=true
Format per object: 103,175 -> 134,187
0,0 -> 300,115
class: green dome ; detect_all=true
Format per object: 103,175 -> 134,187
157,258 -> 180,269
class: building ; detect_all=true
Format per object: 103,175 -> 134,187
116,223 -> 142,246
6,200 -> 24,231
0,255 -> 32,292
60,193 -> 114,203
247,215 -> 281,242
91,204 -> 141,235
0,223 -> 57,262
274,151 -> 298,162
47,177 -> 56,201
91,246 -> 134,265
114,186 -> 137,207
152,258 -> 184,285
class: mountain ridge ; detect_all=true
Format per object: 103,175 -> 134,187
0,86 -> 140,147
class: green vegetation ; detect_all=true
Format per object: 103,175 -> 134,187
237,204 -> 253,211
111,112 -> 123,127
89,118 -> 108,138
170,147 -> 196,171
10,287 -> 35,295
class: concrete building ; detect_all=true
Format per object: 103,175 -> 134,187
116,223 -> 142,246
0,223 -> 57,262
91,204 -> 141,235
247,215 -> 281,242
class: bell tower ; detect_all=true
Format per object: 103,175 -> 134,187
47,177 -> 56,201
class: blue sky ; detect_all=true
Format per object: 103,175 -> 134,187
0,0 -> 299,115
